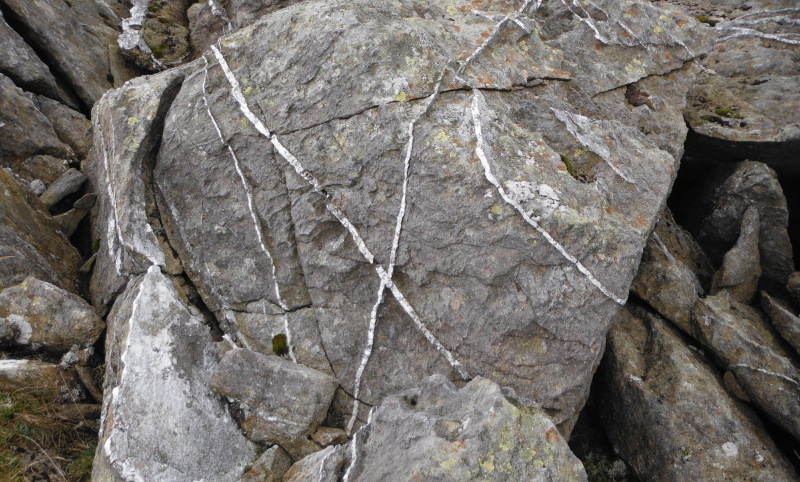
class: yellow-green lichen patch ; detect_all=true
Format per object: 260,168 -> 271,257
127,117 -> 139,126
696,15 -> 719,26
714,107 -> 744,119
243,86 -> 255,95
395,91 -> 408,102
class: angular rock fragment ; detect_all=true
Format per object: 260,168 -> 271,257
54,193 -> 96,237
118,0 -> 191,72
710,205 -> 761,303
286,375 -> 587,481
210,348 -> 337,454
15,155 -> 68,186
0,0 -> 117,107
692,292 -> 800,439
0,277 -> 104,351
95,266 -> 255,481
34,95 -> 93,160
86,63 -> 193,310
761,292 -> 800,356
597,304 -> 796,481
154,0 -> 711,433
697,161 -> 794,293
241,445 -> 293,482
0,168 -> 81,292
39,168 -> 86,209
0,73 -> 73,164
0,359 -> 80,397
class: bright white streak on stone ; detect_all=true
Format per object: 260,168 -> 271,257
210,45 -> 468,377
97,124 -> 125,275
459,0 -> 535,73
471,90 -> 626,305
343,407 -> 376,482
201,55 -> 295,361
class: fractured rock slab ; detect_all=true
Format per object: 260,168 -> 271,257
94,266 -> 255,481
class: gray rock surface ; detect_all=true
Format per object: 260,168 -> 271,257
241,445 -> 293,482
0,277 -> 104,351
692,291 -> 800,440
210,348 -> 337,451
152,0 -> 711,433
761,292 -> 800,356
0,73 -> 74,164
0,0 -> 118,107
0,10 -> 75,107
597,304 -> 796,481
40,168 -> 86,209
710,205 -> 761,303
680,1 -> 800,169
94,266 -> 255,481
87,63 -> 192,311
697,161 -> 794,294
34,95 -> 93,160
0,168 -> 81,292
286,375 -> 587,481
631,210 -> 705,332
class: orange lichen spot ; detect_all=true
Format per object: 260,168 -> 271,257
546,428 -> 561,442
605,206 -> 613,214
677,18 -> 688,26
557,164 -> 567,172
542,153 -> 551,158
663,52 -> 672,61
594,43 -> 602,51
481,31 -> 490,38
635,212 -> 647,227
625,6 -> 639,15
450,24 -> 461,31
476,38 -> 484,45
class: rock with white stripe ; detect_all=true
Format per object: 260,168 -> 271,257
146,0 -> 711,433
692,291 -> 800,440
94,266 -> 255,481
209,347 -> 337,458
285,375 -> 587,481
85,63 -> 195,312
597,303 -> 796,481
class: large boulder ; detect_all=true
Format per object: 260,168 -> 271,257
94,266 -> 255,481
0,277 -> 104,352
597,304 -> 796,481
151,0 -> 711,432
285,375 -> 587,481
0,168 -> 81,292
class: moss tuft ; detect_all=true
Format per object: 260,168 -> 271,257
696,15 -> 719,26
272,334 -> 289,356
714,107 -> 744,119
560,155 -> 577,177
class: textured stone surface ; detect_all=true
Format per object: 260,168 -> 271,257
761,292 -> 800,356
34,95 -> 93,160
696,161 -> 794,294
241,445 -> 293,482
692,292 -> 800,440
631,211 -> 704,332
710,205 -> 761,303
118,0 -> 191,72
0,359 -> 80,396
40,168 -> 86,209
0,168 -> 81,292
87,63 -> 193,311
210,348 -> 337,448
0,277 -> 104,351
0,0 -> 117,107
153,0 -> 711,432
0,73 -> 73,164
94,266 -> 255,481
680,1 -> 800,169
597,304 -> 796,481
286,375 -> 587,481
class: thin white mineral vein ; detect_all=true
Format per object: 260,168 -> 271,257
97,121 -> 125,275
729,364 -> 800,387
201,55 -> 295,360
342,407 -> 376,482
471,89 -> 627,305
209,45 -> 468,377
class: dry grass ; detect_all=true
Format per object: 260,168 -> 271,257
0,389 -> 96,481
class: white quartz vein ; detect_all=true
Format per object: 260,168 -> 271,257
729,364 -> 800,388
343,407 -> 375,482
97,124 -> 124,276
471,90 -> 626,305
209,45 -> 468,378
201,55 -> 296,361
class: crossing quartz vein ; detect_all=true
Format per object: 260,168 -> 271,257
209,45 -> 468,379
202,55 -> 297,361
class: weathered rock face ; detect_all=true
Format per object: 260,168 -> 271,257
0,277 -> 104,352
118,0 -> 192,72
0,359 -> 80,397
210,348 -> 337,451
147,0 -> 711,433
597,304 -> 796,481
692,292 -> 800,440
0,168 -> 81,292
286,375 -> 587,481
695,161 -> 794,294
94,266 -> 255,481
0,0 -> 125,108
709,205 -> 761,303
761,292 -> 800,356
679,1 -> 800,170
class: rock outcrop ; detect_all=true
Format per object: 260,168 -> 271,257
285,375 -> 587,481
